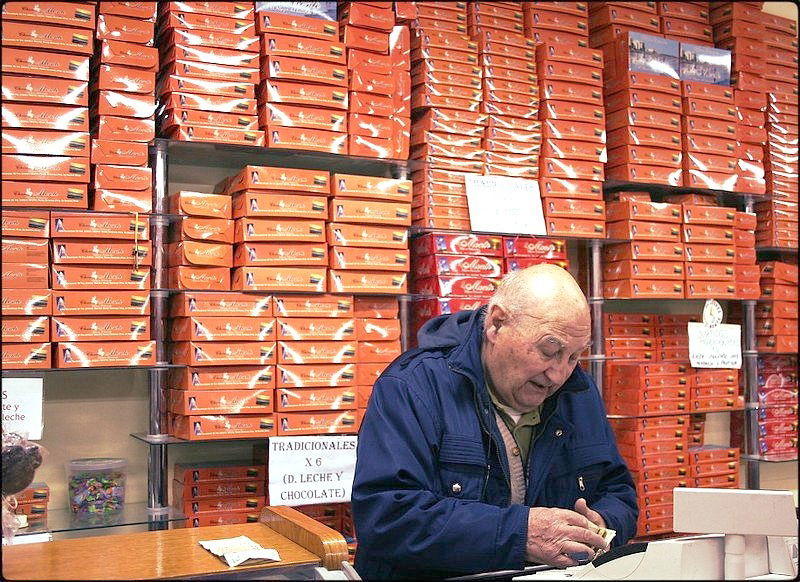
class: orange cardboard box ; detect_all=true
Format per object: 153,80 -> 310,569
761,261 -> 799,284
275,410 -> 359,435
174,462 -> 266,485
683,134 -> 736,156
231,266 -> 326,292
232,192 -> 327,220
2,238 -> 48,264
332,174 -> 412,202
168,389 -> 273,415
605,200 -> 681,223
327,223 -> 407,249
234,218 -> 325,243
1,289 -> 51,316
2,47 -> 89,81
354,297 -> 398,319
607,127 -> 681,150
169,366 -> 274,391
2,263 -> 48,289
606,108 -> 681,133
90,140 -> 148,166
357,362 -> 391,387
683,205 -> 735,226
93,165 -> 151,193
2,316 -> 49,343
51,290 -> 149,316
234,242 -> 327,267
330,246 -> 409,271
329,270 -> 408,294
412,58 -> 481,82
273,294 -> 353,318
159,108 -> 258,132
1,104 -> 87,132
92,189 -> 152,214
2,210 -> 50,238
357,340 -> 401,363
684,262 -> 734,280
539,61 -> 602,87
52,240 -> 151,266
99,39 -> 158,71
265,126 -> 346,155
538,178 -> 603,200
604,279 -> 685,299
166,266 -> 230,290
95,115 -> 155,142
2,21 -> 93,54
223,165 -> 329,195
277,341 -> 356,365
169,292 -> 271,318
542,198 -> 605,221
260,33 -> 344,64
96,13 -> 154,44
276,363 -> 355,388
757,336 -> 799,353
159,92 -> 256,115
2,342 -> 51,369
682,225 -> 734,245
56,340 -> 154,368
172,316 -> 275,342
156,73 -> 254,98
160,59 -> 259,84
51,212 -> 148,240
163,43 -> 258,68
259,103 -> 346,132
165,126 -> 265,147
1,74 -> 87,106
169,192 -> 231,219
276,318 -> 355,342
541,158 -> 604,181
608,145 -> 682,168
329,198 -> 411,227
264,55 -> 346,87
348,134 -> 393,158
169,413 -> 275,440
172,341 -> 276,367
357,319 -> 401,342
255,10 -> 337,39
2,155 -> 88,183
605,164 -> 682,186
606,220 -> 681,242
96,64 -> 155,94
275,386 -> 357,411
179,218 -> 234,244
413,217 -> 473,231
684,281 -> 736,299
51,315 -> 148,342
3,2 -> 95,27
604,260 -> 684,280
542,119 -> 604,144
347,47 -> 392,72
261,79 -> 347,110
684,244 -> 735,263
166,240 -> 233,268
94,90 -> 156,119
683,116 -> 736,139
51,265 -> 149,290
735,264 -> 761,282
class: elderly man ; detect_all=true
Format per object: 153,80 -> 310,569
352,264 -> 637,580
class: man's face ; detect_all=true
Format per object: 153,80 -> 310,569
483,307 -> 591,412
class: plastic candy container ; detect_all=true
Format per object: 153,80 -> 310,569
67,458 -> 126,515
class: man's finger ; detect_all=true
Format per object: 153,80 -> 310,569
569,524 -> 608,549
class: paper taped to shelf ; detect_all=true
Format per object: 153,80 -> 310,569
688,322 -> 742,369
268,435 -> 356,506
199,535 -> 280,568
1,378 -> 44,440
465,175 -> 545,235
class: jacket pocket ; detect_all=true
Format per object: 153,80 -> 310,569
437,434 -> 486,501
546,443 -> 610,506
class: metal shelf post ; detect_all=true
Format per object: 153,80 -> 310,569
588,239 -> 604,395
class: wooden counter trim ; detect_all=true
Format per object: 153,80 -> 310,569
260,506 -> 349,571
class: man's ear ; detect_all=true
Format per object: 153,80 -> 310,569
484,304 -> 508,345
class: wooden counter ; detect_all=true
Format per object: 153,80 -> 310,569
2,506 -> 349,580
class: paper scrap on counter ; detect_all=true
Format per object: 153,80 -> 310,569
199,535 -> 281,567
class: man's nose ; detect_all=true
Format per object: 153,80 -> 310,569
544,357 -> 572,387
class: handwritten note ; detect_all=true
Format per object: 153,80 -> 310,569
465,175 -> 546,235
1,378 -> 44,440
688,322 -> 742,369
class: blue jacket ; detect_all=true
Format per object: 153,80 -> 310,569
352,307 -> 638,580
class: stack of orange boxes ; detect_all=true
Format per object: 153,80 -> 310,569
760,14 -> 799,250
603,32 -> 683,187
328,173 -> 411,294
1,3 -> 93,210
503,236 -> 569,272
688,413 -> 706,446
168,291 -> 275,440
294,503 -> 345,531
687,445 -> 741,489
524,2 -> 590,47
255,4 -> 346,153
158,2 -> 262,146
9,482 -> 50,525
411,232 -> 503,342
50,211 -> 154,368
340,1 -> 397,158
537,42 -> 606,238
681,203 -> 737,300
1,211 -> 51,369
757,261 -> 799,354
92,2 -> 157,213
222,165 -> 330,293
388,24 -> 412,160
172,461 -> 267,526
409,2 -> 484,232
589,2 -> 661,58
733,210 -> 760,299
469,4 -> 540,183
691,368 -> 743,413
658,1 -> 713,46
603,199 -> 685,299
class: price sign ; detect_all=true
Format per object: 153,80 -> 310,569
268,435 -> 357,506
465,175 -> 546,235
2,378 -> 44,440
688,322 -> 742,369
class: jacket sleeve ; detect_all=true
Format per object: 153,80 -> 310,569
352,371 -> 531,575
588,391 -> 639,545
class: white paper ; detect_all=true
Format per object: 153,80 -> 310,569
199,535 -> 280,568
1,378 -> 44,440
465,175 -> 546,235
688,322 -> 742,369
268,436 -> 357,506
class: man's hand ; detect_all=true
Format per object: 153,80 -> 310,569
525,507 -> 610,568
574,498 -> 606,530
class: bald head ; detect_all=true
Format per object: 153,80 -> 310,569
486,264 -> 590,330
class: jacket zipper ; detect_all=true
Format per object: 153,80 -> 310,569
449,363 -> 512,502
524,399 -> 562,505
578,476 -> 585,491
